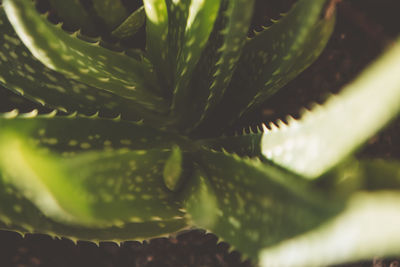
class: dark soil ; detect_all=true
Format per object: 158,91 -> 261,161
1,0 -> 400,266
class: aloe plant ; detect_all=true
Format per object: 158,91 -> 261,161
1,0 -> 400,266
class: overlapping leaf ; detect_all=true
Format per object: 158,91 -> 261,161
259,191 -> 400,267
0,7 -> 151,120
3,0 -> 168,114
112,6 -> 145,39
197,0 -> 335,134
184,149 -> 342,260
170,0 -> 222,122
199,39 -> 400,181
48,0 -> 97,34
91,0 -> 129,31
261,39 -> 400,179
173,0 -> 256,131
0,112 -> 189,239
163,0 -> 191,96
0,172 -> 187,242
143,0 -> 170,94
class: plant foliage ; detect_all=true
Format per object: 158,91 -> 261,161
0,0 -> 400,266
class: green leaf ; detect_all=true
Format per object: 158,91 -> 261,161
182,167 -> 219,228
170,0 -> 222,122
143,0 -> 170,93
48,0 -> 97,35
261,39 -> 400,179
112,6 -> 145,39
0,113 -> 188,235
186,0 -> 255,131
170,0 -> 255,131
3,0 -> 168,114
185,149 -> 341,260
323,158 -> 400,194
0,171 -> 187,242
163,146 -> 184,191
0,112 -> 187,152
198,0 -> 335,134
198,129 -> 263,158
91,0 -> 129,31
259,191 -> 400,267
164,0 -> 191,94
0,7 -> 150,120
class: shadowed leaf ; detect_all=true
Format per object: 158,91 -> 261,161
112,6 -> 145,39
91,0 -> 129,31
170,0 -> 222,121
198,0 -> 335,134
48,0 -> 97,34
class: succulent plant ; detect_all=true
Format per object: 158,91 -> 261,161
1,0 -> 400,266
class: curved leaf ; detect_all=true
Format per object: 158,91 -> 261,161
261,39 -> 400,179
198,0 -> 335,134
184,149 -> 341,260
0,171 -> 187,242
0,7 -> 149,120
260,191 -> 400,267
0,113 -> 188,237
3,0 -> 167,113
0,111 -> 188,152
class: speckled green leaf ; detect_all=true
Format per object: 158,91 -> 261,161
112,6 -> 145,39
164,0 -> 191,94
261,39 -> 400,179
0,113 -> 188,236
198,0 -> 335,133
0,7 -> 153,120
0,171 -> 187,242
3,0 -> 168,114
0,111 -> 187,153
48,0 -> 97,34
143,0 -> 170,93
183,0 -> 255,131
170,0 -> 222,121
91,0 -> 129,31
186,149 -> 341,260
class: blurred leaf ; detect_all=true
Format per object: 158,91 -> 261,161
185,149 -> 341,260
261,39 -> 400,179
91,0 -> 129,31
163,146 -> 184,191
0,113 -> 188,236
48,0 -> 97,34
260,191 -> 400,267
0,170 -> 187,241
